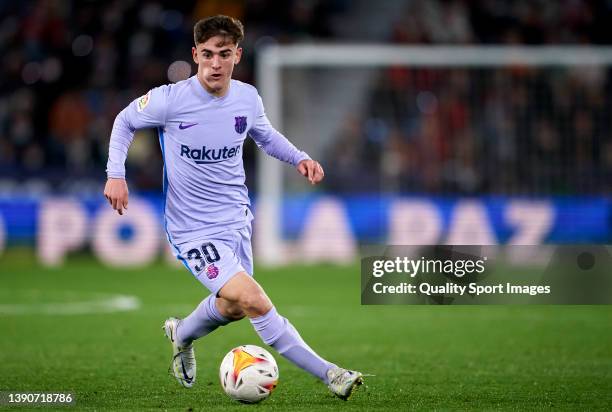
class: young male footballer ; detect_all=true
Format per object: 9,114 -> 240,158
104,15 -> 363,400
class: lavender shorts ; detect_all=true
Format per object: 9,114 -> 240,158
173,223 -> 253,295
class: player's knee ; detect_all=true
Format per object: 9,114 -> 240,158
224,304 -> 246,320
216,297 -> 246,320
218,272 -> 271,316
237,290 -> 272,317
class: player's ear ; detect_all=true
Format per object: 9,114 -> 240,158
192,46 -> 198,64
234,47 -> 242,65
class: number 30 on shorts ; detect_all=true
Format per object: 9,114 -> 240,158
186,242 -> 221,273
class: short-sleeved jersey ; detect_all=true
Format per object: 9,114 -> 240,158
106,76 -> 309,247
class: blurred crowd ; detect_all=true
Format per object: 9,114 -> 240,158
326,66 -> 612,194
1,0 -> 611,195
390,0 -> 611,45
325,0 -> 612,195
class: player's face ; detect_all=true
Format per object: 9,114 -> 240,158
192,35 -> 242,97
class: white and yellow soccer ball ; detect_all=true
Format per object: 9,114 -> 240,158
219,345 -> 279,403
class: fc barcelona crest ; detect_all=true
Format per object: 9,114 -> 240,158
234,116 -> 247,134
206,263 -> 219,280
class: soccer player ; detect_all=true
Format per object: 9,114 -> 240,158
104,15 -> 363,400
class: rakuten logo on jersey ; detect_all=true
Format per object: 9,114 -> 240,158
180,144 -> 241,164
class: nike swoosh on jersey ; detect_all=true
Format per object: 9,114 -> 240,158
179,122 -> 198,130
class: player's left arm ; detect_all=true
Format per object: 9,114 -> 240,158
249,94 -> 324,185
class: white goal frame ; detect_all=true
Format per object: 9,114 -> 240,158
255,45 -> 612,266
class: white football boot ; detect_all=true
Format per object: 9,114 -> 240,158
163,317 -> 196,388
327,367 -> 364,400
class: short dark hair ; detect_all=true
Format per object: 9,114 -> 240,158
193,15 -> 244,46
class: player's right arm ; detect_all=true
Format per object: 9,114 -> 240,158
103,178 -> 129,215
105,86 -> 169,215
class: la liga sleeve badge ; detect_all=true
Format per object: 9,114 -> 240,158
136,91 -> 151,112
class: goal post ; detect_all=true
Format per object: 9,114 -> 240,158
255,45 -> 612,266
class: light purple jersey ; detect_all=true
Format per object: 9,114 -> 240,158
106,76 -> 309,247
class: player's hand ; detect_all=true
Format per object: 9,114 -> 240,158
103,178 -> 129,215
297,159 -> 324,185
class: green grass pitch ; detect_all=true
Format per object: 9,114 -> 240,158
1,249 -> 611,411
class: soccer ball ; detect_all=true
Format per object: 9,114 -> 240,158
219,345 -> 279,403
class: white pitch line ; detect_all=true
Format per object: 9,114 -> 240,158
0,293 -> 141,315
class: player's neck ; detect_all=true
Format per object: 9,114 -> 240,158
196,73 -> 230,98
